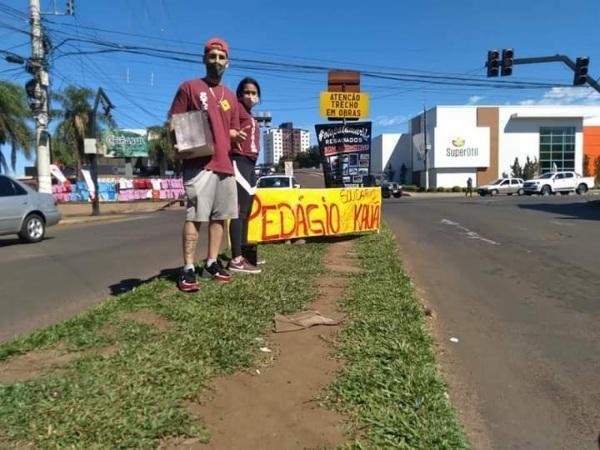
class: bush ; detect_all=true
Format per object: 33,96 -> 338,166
418,186 -> 426,192
451,186 -> 462,192
402,184 -> 418,192
427,187 -> 436,192
436,187 -> 445,192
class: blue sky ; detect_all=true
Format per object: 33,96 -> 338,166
2,0 -> 600,175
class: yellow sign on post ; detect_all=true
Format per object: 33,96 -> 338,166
320,92 -> 369,119
248,187 -> 381,243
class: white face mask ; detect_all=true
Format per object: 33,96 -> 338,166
243,96 -> 259,108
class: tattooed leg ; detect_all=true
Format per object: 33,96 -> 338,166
182,221 -> 201,265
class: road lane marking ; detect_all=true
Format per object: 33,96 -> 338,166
441,219 -> 500,246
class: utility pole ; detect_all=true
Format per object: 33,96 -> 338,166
29,0 -> 51,193
89,88 -> 113,216
423,105 -> 429,190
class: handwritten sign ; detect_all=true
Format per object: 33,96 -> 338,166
247,187 -> 381,243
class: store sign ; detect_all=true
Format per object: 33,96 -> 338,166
247,187 -> 381,243
101,129 -> 149,158
315,122 -> 372,188
320,92 -> 369,119
434,128 -> 490,168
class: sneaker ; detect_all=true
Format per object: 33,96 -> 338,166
256,258 -> 266,265
202,261 -> 233,282
178,268 -> 199,292
228,257 -> 262,274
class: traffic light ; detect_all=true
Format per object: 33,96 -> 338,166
66,0 -> 74,15
574,57 -> 589,86
487,50 -> 500,77
501,48 -> 514,76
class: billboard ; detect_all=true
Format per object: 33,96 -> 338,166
315,122 -> 372,188
101,129 -> 149,158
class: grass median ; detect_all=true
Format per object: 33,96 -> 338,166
331,225 -> 468,449
0,242 -> 325,449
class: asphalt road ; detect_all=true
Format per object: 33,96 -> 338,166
384,194 -> 600,450
0,210 -> 197,343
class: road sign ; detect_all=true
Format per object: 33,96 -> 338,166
320,91 -> 369,119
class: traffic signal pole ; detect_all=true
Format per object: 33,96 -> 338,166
29,0 -> 51,193
486,50 -> 600,94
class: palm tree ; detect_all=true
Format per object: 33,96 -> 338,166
0,80 -> 34,174
52,85 -> 114,176
148,123 -> 178,176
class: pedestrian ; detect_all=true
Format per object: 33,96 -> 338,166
227,77 -> 262,274
466,176 -> 473,197
168,37 -> 246,292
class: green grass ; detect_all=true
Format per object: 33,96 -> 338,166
331,226 -> 468,449
0,242 -> 325,449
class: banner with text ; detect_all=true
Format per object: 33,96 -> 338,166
315,122 -> 372,188
101,129 -> 149,158
247,187 -> 381,243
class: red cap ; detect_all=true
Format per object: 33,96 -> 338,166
204,37 -> 229,56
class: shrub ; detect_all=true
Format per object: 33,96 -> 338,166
451,186 -> 462,192
427,187 -> 436,192
418,186 -> 426,192
436,187 -> 445,192
402,184 -> 418,192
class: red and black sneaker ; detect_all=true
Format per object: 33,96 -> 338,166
178,268 -> 200,292
202,260 -> 233,282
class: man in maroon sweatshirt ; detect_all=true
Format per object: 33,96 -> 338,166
168,37 -> 245,292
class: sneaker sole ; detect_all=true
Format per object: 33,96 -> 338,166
229,267 -> 262,274
201,270 -> 233,282
178,283 -> 200,292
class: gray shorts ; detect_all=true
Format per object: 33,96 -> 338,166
184,170 -> 238,222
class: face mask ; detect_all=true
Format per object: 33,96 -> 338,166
206,62 -> 226,79
243,96 -> 259,108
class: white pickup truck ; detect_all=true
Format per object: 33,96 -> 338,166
522,171 -> 595,195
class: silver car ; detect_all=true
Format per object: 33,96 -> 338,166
477,178 -> 525,196
0,175 -> 62,243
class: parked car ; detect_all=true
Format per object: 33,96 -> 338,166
381,181 -> 402,198
522,171 -> 595,195
477,178 -> 525,196
256,175 -> 300,189
0,175 -> 62,243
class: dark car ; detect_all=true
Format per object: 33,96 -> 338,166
381,181 -> 402,198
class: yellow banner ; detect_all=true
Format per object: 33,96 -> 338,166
320,91 -> 370,119
248,187 -> 381,243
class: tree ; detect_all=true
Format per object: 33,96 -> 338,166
148,123 -> 178,176
0,80 -> 34,173
400,163 -> 407,184
294,145 -> 322,169
583,154 -> 590,177
52,85 -> 114,176
385,164 -> 395,181
522,156 -> 539,180
594,155 -> 600,186
510,157 -> 523,178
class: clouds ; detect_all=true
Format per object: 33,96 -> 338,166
374,114 -> 411,127
467,95 -> 485,105
518,86 -> 600,105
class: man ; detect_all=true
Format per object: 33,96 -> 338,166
466,176 -> 473,197
168,37 -> 245,292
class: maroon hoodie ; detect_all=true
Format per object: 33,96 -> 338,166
168,78 -> 239,175
231,100 -> 260,161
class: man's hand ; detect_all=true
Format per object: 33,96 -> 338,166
230,129 -> 247,144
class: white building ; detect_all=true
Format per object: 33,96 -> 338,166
264,128 -> 283,166
263,125 -> 310,165
372,105 -> 600,188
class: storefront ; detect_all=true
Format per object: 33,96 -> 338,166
373,105 -> 600,188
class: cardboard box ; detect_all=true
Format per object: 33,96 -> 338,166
171,110 -> 215,159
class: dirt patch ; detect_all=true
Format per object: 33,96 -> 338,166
161,240 -> 356,450
0,346 -> 118,385
121,309 -> 174,331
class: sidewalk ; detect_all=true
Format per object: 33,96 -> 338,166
58,200 -> 184,226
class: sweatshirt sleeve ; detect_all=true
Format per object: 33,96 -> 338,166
167,83 -> 190,118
